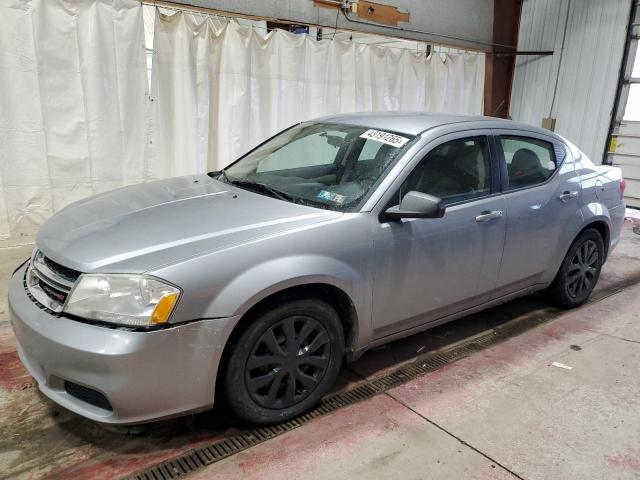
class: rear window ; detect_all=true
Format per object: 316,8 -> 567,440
501,136 -> 556,190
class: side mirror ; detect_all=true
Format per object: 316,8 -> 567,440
384,191 -> 446,220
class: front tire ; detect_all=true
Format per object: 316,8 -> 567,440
224,298 -> 344,424
547,228 -> 604,309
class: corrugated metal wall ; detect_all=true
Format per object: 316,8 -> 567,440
510,0 -> 632,163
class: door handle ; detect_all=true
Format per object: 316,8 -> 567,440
475,210 -> 503,222
558,190 -> 578,202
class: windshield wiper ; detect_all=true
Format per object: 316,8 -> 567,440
223,176 -> 296,203
208,169 -> 229,182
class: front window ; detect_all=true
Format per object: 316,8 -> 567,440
399,136 -> 492,205
222,122 -> 416,210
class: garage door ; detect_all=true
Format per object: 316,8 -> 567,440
610,121 -> 640,207
607,2 -> 639,207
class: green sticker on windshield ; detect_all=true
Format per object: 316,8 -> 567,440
318,190 -> 346,205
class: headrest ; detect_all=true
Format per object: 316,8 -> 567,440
511,148 -> 540,174
453,144 -> 480,166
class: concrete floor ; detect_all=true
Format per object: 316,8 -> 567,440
0,217 -> 639,479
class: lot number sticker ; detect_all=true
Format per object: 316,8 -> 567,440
360,129 -> 410,148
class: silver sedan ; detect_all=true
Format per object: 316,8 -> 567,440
9,113 -> 626,425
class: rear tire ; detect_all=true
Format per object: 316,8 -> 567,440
224,298 -> 344,424
547,228 -> 604,309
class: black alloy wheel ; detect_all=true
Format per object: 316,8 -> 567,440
548,228 -> 604,308
245,316 -> 331,409
224,298 -> 344,424
565,239 -> 599,299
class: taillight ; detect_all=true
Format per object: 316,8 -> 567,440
620,177 -> 626,200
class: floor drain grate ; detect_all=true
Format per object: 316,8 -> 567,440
125,275 -> 640,480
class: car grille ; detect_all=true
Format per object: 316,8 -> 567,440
25,250 -> 80,313
64,381 -> 113,411
42,255 -> 80,284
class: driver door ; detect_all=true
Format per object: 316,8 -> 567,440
371,132 -> 506,338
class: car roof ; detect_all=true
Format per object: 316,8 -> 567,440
314,111 -> 558,139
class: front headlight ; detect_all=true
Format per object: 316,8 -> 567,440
64,274 -> 180,327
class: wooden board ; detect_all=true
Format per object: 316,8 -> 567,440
356,1 -> 410,26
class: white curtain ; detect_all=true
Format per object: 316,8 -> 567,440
0,0 -> 148,242
150,10 -> 486,174
0,4 -> 485,241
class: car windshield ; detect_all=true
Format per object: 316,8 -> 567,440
221,122 -> 416,211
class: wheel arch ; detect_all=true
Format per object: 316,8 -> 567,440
575,201 -> 612,256
581,220 -> 610,259
543,207 -> 612,286
214,281 -> 360,407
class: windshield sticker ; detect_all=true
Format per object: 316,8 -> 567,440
360,129 -> 410,148
317,190 -> 346,205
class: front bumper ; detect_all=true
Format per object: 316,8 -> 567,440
9,263 -> 239,425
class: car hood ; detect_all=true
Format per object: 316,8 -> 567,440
36,175 -> 342,273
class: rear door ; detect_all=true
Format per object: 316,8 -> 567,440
491,130 -> 581,295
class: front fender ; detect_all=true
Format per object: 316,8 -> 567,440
204,254 -> 364,318
150,213 -> 374,347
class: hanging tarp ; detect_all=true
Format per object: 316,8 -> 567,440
149,9 -> 486,175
